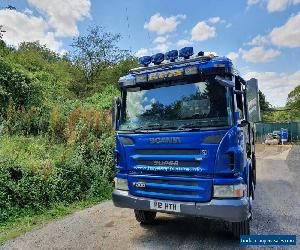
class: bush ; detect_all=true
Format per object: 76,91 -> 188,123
0,134 -> 114,223
0,58 -> 41,116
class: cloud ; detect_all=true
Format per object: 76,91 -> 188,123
239,46 -> 281,63
207,17 -> 225,24
267,0 -> 300,12
247,0 -> 300,12
153,36 -> 167,44
177,39 -> 192,47
135,48 -> 149,57
225,23 -> 232,28
27,0 -> 91,37
227,52 -> 239,61
244,70 -> 300,106
154,43 -> 169,53
144,13 -> 186,35
247,0 -> 261,5
270,12 -> 300,48
191,21 -> 216,41
0,9 -> 62,51
247,35 -> 269,46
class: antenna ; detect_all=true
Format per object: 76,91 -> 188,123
125,7 -> 132,52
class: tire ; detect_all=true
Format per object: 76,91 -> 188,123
134,210 -> 156,224
231,220 -> 250,238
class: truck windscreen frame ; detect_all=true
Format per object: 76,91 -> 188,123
119,76 -> 233,132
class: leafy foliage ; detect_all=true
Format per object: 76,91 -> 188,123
0,25 -> 5,40
259,90 -> 271,112
0,58 -> 41,115
0,26 -> 134,224
287,85 -> 300,119
71,26 -> 133,96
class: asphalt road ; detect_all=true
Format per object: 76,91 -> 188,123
2,145 -> 299,250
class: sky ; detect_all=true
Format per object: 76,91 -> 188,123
0,0 -> 300,107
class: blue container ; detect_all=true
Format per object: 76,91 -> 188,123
281,129 -> 288,144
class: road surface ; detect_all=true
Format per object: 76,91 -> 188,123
1,145 -> 299,250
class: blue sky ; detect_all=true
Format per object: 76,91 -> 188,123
1,0 -> 300,106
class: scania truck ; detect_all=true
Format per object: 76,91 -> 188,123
112,47 -> 260,238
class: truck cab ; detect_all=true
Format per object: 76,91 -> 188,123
112,47 -> 259,238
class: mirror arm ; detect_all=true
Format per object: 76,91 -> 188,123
215,75 -> 235,88
234,90 -> 244,94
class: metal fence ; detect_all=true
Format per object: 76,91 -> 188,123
256,122 -> 300,143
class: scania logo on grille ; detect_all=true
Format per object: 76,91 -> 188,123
153,160 -> 179,166
133,182 -> 146,188
149,137 -> 181,144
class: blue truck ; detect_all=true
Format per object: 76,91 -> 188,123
112,47 -> 260,238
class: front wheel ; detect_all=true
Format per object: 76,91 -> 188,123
134,210 -> 156,224
231,220 -> 250,238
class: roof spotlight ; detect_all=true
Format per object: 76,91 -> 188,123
198,51 -> 204,56
139,56 -> 152,67
165,50 -> 178,62
179,47 -> 194,59
151,53 -> 164,65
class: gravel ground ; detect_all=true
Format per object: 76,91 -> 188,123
1,145 -> 299,250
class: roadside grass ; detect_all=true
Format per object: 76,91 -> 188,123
0,196 -> 111,245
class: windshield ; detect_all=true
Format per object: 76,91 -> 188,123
119,77 -> 233,131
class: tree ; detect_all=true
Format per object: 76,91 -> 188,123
287,85 -> 300,119
0,58 -> 41,115
0,25 -> 5,40
71,25 -> 130,92
259,90 -> 271,112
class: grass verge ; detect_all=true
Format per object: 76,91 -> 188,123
0,198 -> 109,245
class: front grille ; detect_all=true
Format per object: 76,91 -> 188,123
138,178 -> 198,186
135,160 -> 199,167
136,187 -> 198,196
136,149 -> 200,155
129,175 -> 212,202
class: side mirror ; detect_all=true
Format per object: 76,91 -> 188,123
112,96 -> 121,130
215,75 -> 235,88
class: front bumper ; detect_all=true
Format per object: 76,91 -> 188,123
112,189 -> 250,222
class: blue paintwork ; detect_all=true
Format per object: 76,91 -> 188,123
115,125 -> 249,202
114,55 -> 252,206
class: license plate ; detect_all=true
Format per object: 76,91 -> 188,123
150,200 -> 181,213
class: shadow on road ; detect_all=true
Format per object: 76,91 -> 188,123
133,215 -> 241,250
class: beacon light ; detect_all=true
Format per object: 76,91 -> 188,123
139,56 -> 152,67
165,50 -> 178,62
179,47 -> 194,59
151,53 -> 164,65
198,51 -> 204,56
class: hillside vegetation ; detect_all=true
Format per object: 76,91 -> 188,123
259,90 -> 300,122
0,26 -> 137,225
1,25 -> 299,240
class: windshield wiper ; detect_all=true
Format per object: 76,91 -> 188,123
176,121 -> 209,131
131,123 -> 163,132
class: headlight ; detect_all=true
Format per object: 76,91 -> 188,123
213,184 -> 246,198
114,177 -> 128,191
